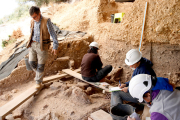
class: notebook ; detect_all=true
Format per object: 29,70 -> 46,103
109,87 -> 122,92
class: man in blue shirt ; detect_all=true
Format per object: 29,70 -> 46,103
111,49 -> 156,118
26,6 -> 59,89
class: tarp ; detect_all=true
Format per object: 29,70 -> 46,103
52,24 -> 87,39
0,44 -> 29,80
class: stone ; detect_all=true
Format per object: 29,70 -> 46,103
156,25 -> 164,34
37,112 -> 60,120
72,87 -> 91,104
42,104 -> 49,110
38,112 -> 51,120
69,60 -> 75,69
11,89 -> 18,93
0,94 -> 12,101
85,87 -> 93,95
44,90 -> 61,99
5,114 -> 14,120
90,109 -> 112,120
63,88 -> 73,97
24,109 -> 32,116
50,82 -> 63,90
51,112 -> 60,120
76,82 -> 89,90
107,67 -> 123,81
70,111 -> 75,115
12,109 -> 23,118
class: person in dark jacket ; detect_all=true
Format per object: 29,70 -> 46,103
111,49 -> 156,114
81,42 -> 112,82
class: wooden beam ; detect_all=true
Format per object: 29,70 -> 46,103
0,86 -> 37,120
62,69 -> 110,92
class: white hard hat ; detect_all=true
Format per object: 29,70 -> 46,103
125,49 -> 142,66
89,42 -> 99,49
129,74 -> 152,102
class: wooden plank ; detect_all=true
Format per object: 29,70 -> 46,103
62,69 -> 110,92
43,69 -> 81,83
0,86 -> 37,120
43,74 -> 68,83
90,109 -> 112,120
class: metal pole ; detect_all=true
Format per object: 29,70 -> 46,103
139,2 -> 148,52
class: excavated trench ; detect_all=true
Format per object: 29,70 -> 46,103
1,33 -> 180,120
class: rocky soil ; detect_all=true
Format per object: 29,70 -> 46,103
0,0 -> 180,119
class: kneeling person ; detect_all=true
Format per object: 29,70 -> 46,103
81,42 -> 112,82
128,74 -> 180,120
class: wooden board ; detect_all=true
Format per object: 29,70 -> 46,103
43,74 -> 68,83
43,69 -> 81,83
62,69 -> 111,92
0,86 -> 37,120
89,109 -> 112,120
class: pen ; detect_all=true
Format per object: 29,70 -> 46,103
119,81 -> 121,86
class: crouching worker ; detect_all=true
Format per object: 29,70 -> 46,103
128,74 -> 180,120
81,42 -> 112,82
111,49 -> 156,109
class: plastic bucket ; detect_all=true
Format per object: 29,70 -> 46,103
24,57 -> 33,71
111,14 -> 114,23
110,103 -> 135,120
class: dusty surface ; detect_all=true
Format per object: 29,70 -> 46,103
0,0 -> 180,119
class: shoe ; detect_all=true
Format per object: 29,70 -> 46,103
35,83 -> 42,90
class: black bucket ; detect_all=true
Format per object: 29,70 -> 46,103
110,103 -> 135,120
24,57 -> 33,71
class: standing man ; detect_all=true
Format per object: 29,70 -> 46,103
26,6 -> 59,89
111,49 -> 156,111
81,42 -> 112,82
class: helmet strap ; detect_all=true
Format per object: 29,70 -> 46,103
147,76 -> 157,105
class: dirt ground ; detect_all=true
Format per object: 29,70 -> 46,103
0,0 -> 180,119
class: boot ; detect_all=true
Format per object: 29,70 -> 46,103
35,83 -> 43,90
